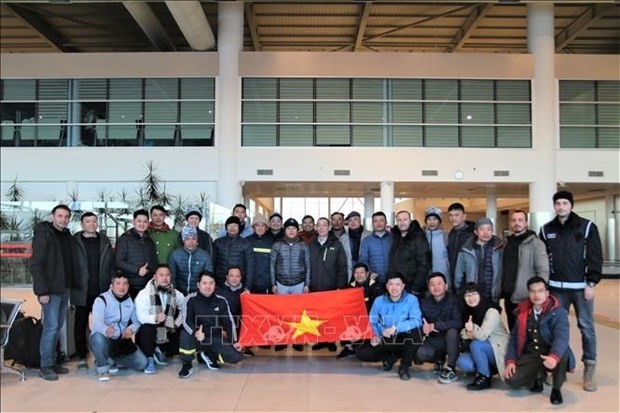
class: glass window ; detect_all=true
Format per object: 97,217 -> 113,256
181,101 -> 214,123
560,127 -> 595,148
461,80 -> 494,101
280,102 -> 313,123
2,79 -> 36,100
77,79 -> 107,100
391,79 -> 422,101
352,79 -> 383,100
243,101 -> 276,123
280,78 -> 313,99
559,80 -> 594,102
597,81 -> 619,102
181,78 -> 214,100
38,79 -> 68,100
496,80 -> 530,101
352,125 -> 383,146
461,126 -> 494,147
316,79 -> 349,100
392,126 -> 423,146
316,125 -> 350,146
392,102 -> 422,123
425,80 -> 458,101
280,125 -> 313,146
316,102 -> 349,123
352,102 -> 383,123
425,126 -> 458,146
560,104 -> 595,125
460,103 -> 494,124
425,102 -> 458,124
597,104 -> 620,126
242,125 -> 276,146
243,78 -> 277,99
496,103 -> 530,124
145,78 -> 178,100
598,128 -> 620,148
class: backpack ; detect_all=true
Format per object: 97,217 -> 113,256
4,313 -> 43,368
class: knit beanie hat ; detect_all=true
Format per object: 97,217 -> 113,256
425,206 -> 442,223
181,225 -> 198,241
345,211 -> 361,221
283,218 -> 299,230
553,190 -> 574,206
225,216 -> 241,227
185,206 -> 202,220
269,212 -> 283,222
252,213 -> 269,227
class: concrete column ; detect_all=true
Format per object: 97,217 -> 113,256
364,190 -> 374,227
527,3 -> 557,233
215,2 -> 243,208
486,194 -> 497,234
380,181 -> 394,226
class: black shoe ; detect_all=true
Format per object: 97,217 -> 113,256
199,352 -> 220,370
398,365 -> 411,381
243,348 -> 255,357
258,345 -> 271,349
274,345 -> 287,352
292,344 -> 304,352
382,354 -> 398,371
336,346 -> 356,359
53,364 -> 69,374
196,351 -> 206,364
530,378 -> 544,393
550,389 -> 563,405
466,374 -> 492,391
178,362 -> 194,379
311,343 -> 327,351
327,343 -> 337,352
433,362 -> 444,375
39,367 -> 58,381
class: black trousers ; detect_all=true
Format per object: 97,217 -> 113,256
415,328 -> 460,368
506,352 -> 569,390
74,295 -> 96,359
357,328 -> 424,368
179,329 -> 243,365
135,324 -> 180,358
503,299 -> 519,333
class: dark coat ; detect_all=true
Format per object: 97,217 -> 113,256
347,278 -> 385,313
72,231 -> 116,306
420,292 -> 463,333
247,232 -> 275,292
212,235 -> 253,285
447,221 -> 475,284
114,228 -> 158,292
309,237 -> 348,292
389,220 -> 430,293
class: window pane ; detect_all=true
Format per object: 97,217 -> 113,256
280,125 -> 313,146
316,79 -> 349,99
460,103 -> 494,124
560,80 -> 594,102
496,104 -> 530,124
425,102 -> 458,124
560,103 -> 595,125
77,79 -> 107,100
1,120 -> 16,142
317,102 -> 349,123
181,78 -> 214,99
145,101 -> 177,123
181,125 -> 213,146
461,126 -> 494,147
597,104 -> 619,126
242,125 -> 276,146
560,127 -> 595,148
496,80 -> 530,101
597,81 -> 619,102
280,102 -> 313,123
461,80 -> 494,101
243,78 -> 277,99
243,101 -> 276,123
144,125 -> 175,145
3,79 -> 36,100
145,78 -> 178,100
37,125 -> 64,146
109,79 -> 142,99
352,79 -> 383,100
107,124 -> 139,146
497,127 -> 531,148
393,126 -> 423,146
392,79 -> 422,100
181,101 -> 214,123
316,125 -> 350,145
38,102 -> 68,124
108,101 -> 142,124
38,79 -> 68,100
598,128 -> 620,148
352,102 -> 383,123
425,126 -> 458,147
18,125 -> 36,145
425,79 -> 458,100
392,102 -> 422,123
280,78 -> 313,99
352,125 -> 382,146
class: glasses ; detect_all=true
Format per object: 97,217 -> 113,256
464,292 -> 479,298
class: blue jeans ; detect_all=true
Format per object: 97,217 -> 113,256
551,287 -> 596,361
276,281 -> 304,295
456,340 -> 496,377
89,332 -> 148,374
39,289 -> 70,368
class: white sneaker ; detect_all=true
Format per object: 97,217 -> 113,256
98,372 -> 110,382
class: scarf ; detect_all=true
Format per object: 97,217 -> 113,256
148,222 -> 170,233
147,279 -> 176,343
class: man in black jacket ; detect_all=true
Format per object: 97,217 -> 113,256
246,214 -> 274,294
115,209 -> 159,298
72,211 -> 116,370
30,204 -> 80,381
389,210 -> 430,297
212,216 -> 252,286
447,202 -> 475,293
540,190 -> 603,392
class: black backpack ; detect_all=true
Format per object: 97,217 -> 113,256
4,313 -> 43,368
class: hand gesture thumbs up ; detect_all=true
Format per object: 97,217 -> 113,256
195,324 -> 205,342
465,315 -> 474,332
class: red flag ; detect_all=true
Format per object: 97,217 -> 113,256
238,289 -> 373,347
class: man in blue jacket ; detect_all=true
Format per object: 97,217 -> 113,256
356,274 -> 424,381
359,211 -> 393,283
169,226 -> 212,296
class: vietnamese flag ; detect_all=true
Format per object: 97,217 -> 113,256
238,288 -> 373,347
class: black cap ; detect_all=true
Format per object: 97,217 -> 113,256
345,211 -> 361,221
283,218 -> 299,230
225,216 -> 241,227
553,190 -> 574,206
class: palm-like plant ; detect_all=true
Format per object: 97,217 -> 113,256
5,176 -> 25,202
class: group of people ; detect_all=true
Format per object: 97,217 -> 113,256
28,190 -> 602,405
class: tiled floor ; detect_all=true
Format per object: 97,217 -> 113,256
2,280 -> 619,413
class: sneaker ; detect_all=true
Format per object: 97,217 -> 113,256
144,357 -> 157,374
197,352 -> 206,364
398,365 -> 411,381
52,364 -> 70,374
433,362 -> 444,375
98,372 -> 110,382
292,344 -> 304,352
153,347 -> 167,366
382,354 -> 398,371
327,343 -> 337,352
438,367 -> 458,384
77,359 -> 89,370
108,366 -> 119,375
336,346 -> 356,359
311,343 -> 327,351
466,374 -> 492,391
39,367 -> 59,381
178,362 -> 194,379
583,360 -> 597,392
199,352 -> 220,370
243,348 -> 255,357
274,345 -> 287,352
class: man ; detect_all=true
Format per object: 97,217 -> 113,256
447,202 -> 475,292
504,276 -> 575,405
90,273 -> 147,382
453,218 -> 503,302
359,211 -> 393,283
216,266 -> 249,356
339,211 -> 371,278
338,263 -> 386,359
212,216 -> 252,286
309,217 -> 348,351
270,218 -> 311,352
218,204 -> 253,238
183,206 -> 213,257
389,210 -> 430,297
169,225 -> 213,296
357,274 -> 423,381
268,212 -> 285,240
149,205 -> 181,265
73,211 -> 116,370
329,212 -> 346,239
500,210 -> 549,331
540,190 -> 603,392
115,209 -> 159,298
178,272 -> 243,378
135,264 -> 185,374
299,215 -> 317,245
417,272 -> 462,385
31,204 -> 80,381
246,214 -> 274,294
424,206 -> 449,278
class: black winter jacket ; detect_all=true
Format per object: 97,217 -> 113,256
420,293 -> 463,334
389,220 -> 430,293
447,221 -> 475,283
72,231 -> 116,306
181,291 -> 237,342
212,235 -> 252,286
309,237 -> 348,292
247,232 -> 274,292
114,228 -> 158,292
270,239 -> 310,287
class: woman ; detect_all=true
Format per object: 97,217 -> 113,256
456,283 -> 509,390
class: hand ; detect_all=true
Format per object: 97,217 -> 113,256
540,355 -> 558,370
232,342 -> 242,352
303,286 -> 310,294
38,295 -> 50,305
155,312 -> 166,323
121,327 -> 133,339
105,325 -> 115,338
584,285 -> 595,301
271,286 -> 278,294
370,336 -> 381,347
138,263 -> 149,277
422,318 -> 435,336
195,325 -> 205,342
370,272 -> 378,280
382,326 -> 396,338
504,362 -> 516,379
465,315 -> 474,332
242,289 -> 250,295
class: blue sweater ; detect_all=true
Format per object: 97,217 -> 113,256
369,292 -> 422,337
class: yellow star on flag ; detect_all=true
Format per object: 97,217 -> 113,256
285,309 -> 326,339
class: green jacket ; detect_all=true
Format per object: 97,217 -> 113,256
150,229 -> 181,264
